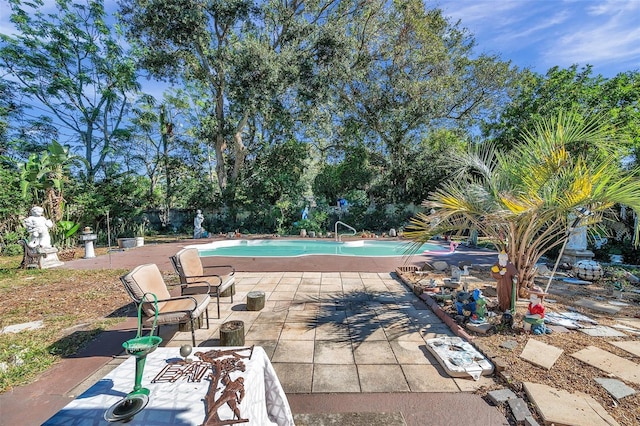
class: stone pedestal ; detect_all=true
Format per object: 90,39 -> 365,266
561,249 -> 594,265
38,247 -> 64,269
79,232 -> 97,258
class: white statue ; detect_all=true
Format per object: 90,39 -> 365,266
24,206 -> 54,249
193,209 -> 205,239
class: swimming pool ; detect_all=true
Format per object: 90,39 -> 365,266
191,239 -> 444,257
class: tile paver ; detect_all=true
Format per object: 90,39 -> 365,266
313,364 -> 361,392
358,364 -> 410,392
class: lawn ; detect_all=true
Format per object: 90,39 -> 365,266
0,254 -> 131,392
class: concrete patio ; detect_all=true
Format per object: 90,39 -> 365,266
0,240 -> 508,425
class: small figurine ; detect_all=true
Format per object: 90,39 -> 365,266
524,294 -> 552,334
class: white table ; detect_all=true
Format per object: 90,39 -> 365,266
43,346 -> 294,425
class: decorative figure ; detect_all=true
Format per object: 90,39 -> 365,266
195,347 -> 254,425
301,206 -> 309,220
524,294 -> 552,334
490,251 -> 518,312
193,209 -> 207,239
24,206 -> 54,249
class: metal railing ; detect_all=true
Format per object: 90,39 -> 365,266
334,221 -> 356,242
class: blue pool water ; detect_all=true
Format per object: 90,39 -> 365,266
193,239 -> 444,257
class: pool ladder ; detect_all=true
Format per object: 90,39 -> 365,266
335,221 -> 356,242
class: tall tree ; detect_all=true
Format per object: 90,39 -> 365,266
484,65 -> 640,157
406,111 -> 640,297
0,0 -> 139,182
332,0 -> 517,202
119,0 -> 370,198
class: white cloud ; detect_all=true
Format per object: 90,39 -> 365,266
437,0 -> 640,76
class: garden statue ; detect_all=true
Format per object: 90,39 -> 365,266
20,206 -> 63,268
523,294 -> 552,335
24,206 -> 53,249
301,206 -> 309,220
490,251 -> 518,312
193,209 -> 206,239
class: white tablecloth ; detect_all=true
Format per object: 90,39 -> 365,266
43,346 -> 294,425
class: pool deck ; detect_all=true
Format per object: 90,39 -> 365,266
60,237 -> 499,273
0,238 -> 507,426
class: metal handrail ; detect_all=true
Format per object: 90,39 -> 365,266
335,221 -> 356,242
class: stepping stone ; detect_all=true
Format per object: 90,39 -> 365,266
523,381 -> 620,426
594,377 -> 637,400
508,397 -> 532,423
616,317 -> 640,330
0,320 -> 44,334
546,325 -> 570,333
487,388 -> 517,405
520,339 -> 563,370
611,325 -> 640,335
500,340 -> 518,350
571,346 -> 640,385
574,298 -> 621,315
579,325 -> 626,337
609,340 -> 640,357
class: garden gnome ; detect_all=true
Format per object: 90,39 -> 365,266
490,251 -> 518,312
193,209 -> 205,239
524,294 -> 551,334
24,206 -> 54,249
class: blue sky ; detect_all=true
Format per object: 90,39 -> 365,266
1,0 -> 638,80
437,0 -> 640,78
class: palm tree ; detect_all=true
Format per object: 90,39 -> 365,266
405,111 -> 640,297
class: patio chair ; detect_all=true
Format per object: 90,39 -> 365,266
120,263 -> 210,346
170,247 -> 235,318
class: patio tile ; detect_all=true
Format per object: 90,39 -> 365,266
282,272 -> 303,278
350,324 -> 388,342
454,374 -> 496,391
321,272 -> 341,278
272,340 -> 315,363
300,278 -> 321,286
255,310 -> 288,323
272,362 -> 312,393
353,340 -> 397,364
340,272 -> 361,278
286,310 -> 318,323
401,364 -> 459,392
385,329 -> 426,342
315,322 -> 351,341
245,340 -> 277,358
296,284 -> 321,294
280,323 -> 316,341
314,341 -> 355,364
245,322 -> 283,341
313,364 -> 360,392
320,284 -> 343,293
389,340 -> 431,364
359,272 -> 381,279
302,272 -> 322,279
268,291 -> 296,301
275,284 -> 300,292
358,364 -> 410,392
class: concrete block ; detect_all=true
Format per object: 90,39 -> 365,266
508,397 -> 532,423
487,388 -> 517,405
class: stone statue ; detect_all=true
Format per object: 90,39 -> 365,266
24,206 -> 54,249
490,251 -> 518,312
193,209 -> 206,239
